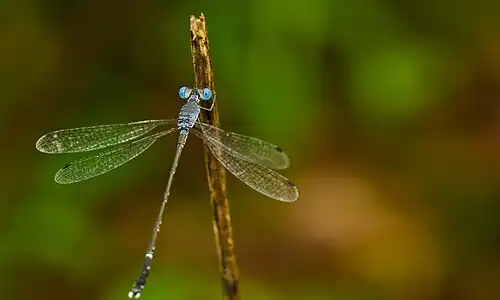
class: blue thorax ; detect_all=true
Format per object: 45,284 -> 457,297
177,95 -> 201,133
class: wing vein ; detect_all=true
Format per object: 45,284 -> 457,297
37,119 -> 176,154
193,129 -> 298,202
55,128 -> 176,184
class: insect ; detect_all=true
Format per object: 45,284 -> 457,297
36,87 -> 299,298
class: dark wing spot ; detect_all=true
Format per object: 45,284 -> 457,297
275,146 -> 283,152
286,179 -> 296,187
62,162 -> 72,169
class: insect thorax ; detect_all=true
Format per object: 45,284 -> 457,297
177,99 -> 200,131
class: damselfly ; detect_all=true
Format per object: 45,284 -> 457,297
36,87 -> 299,298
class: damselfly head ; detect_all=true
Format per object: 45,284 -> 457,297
178,87 -> 192,100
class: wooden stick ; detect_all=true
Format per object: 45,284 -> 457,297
189,14 -> 240,300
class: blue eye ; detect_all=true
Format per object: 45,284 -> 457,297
200,88 -> 212,101
178,87 -> 191,99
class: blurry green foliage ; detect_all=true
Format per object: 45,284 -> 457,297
1,0 -> 500,299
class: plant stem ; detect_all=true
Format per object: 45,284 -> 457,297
189,14 -> 240,300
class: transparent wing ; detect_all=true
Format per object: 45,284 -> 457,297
193,129 -> 298,202
36,119 -> 177,154
198,123 -> 290,169
54,129 -> 177,184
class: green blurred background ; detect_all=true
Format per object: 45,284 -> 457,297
2,0 -> 500,299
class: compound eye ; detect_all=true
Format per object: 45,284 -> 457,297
200,88 -> 212,101
178,87 -> 191,99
